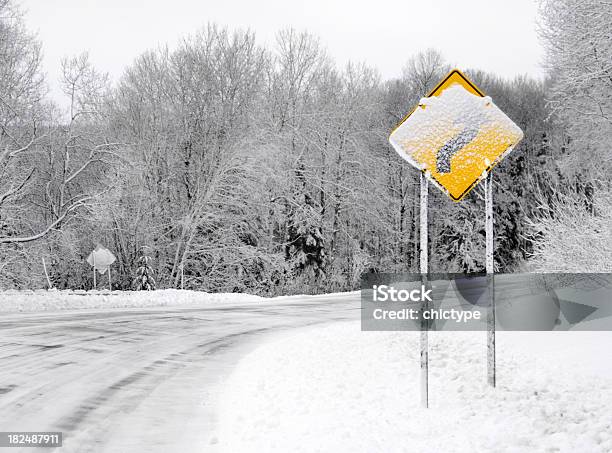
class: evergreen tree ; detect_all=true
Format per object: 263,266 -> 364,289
133,249 -> 156,291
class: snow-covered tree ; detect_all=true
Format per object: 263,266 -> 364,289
539,0 -> 612,179
531,0 -> 612,272
133,249 -> 156,291
1,3 -> 583,291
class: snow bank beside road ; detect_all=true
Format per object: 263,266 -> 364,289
0,289 -> 263,312
217,323 -> 612,453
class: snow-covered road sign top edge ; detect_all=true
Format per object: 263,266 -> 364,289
388,69 -> 523,202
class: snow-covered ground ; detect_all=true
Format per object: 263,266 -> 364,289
0,289 -> 265,312
217,322 -> 612,453
0,291 -> 361,453
2,289 -> 610,452
0,289 -> 360,313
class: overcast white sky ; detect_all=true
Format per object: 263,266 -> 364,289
20,0 -> 544,106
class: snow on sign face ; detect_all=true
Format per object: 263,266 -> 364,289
86,245 -> 116,274
389,69 -> 524,201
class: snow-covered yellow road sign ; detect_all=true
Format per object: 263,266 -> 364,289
389,69 -> 523,201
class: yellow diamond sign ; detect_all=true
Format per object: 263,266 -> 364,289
389,69 -> 524,201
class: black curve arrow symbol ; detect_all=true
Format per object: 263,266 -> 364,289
436,127 -> 479,174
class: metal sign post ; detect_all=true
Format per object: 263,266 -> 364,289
420,172 -> 429,408
108,264 -> 112,292
485,173 -> 496,387
93,254 -> 97,289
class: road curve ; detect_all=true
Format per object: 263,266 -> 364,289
0,293 -> 360,453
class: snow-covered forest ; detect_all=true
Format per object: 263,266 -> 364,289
0,0 -> 610,293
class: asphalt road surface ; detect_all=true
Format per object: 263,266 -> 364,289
0,293 -> 360,453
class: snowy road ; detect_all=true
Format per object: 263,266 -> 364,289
0,293 -> 360,453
